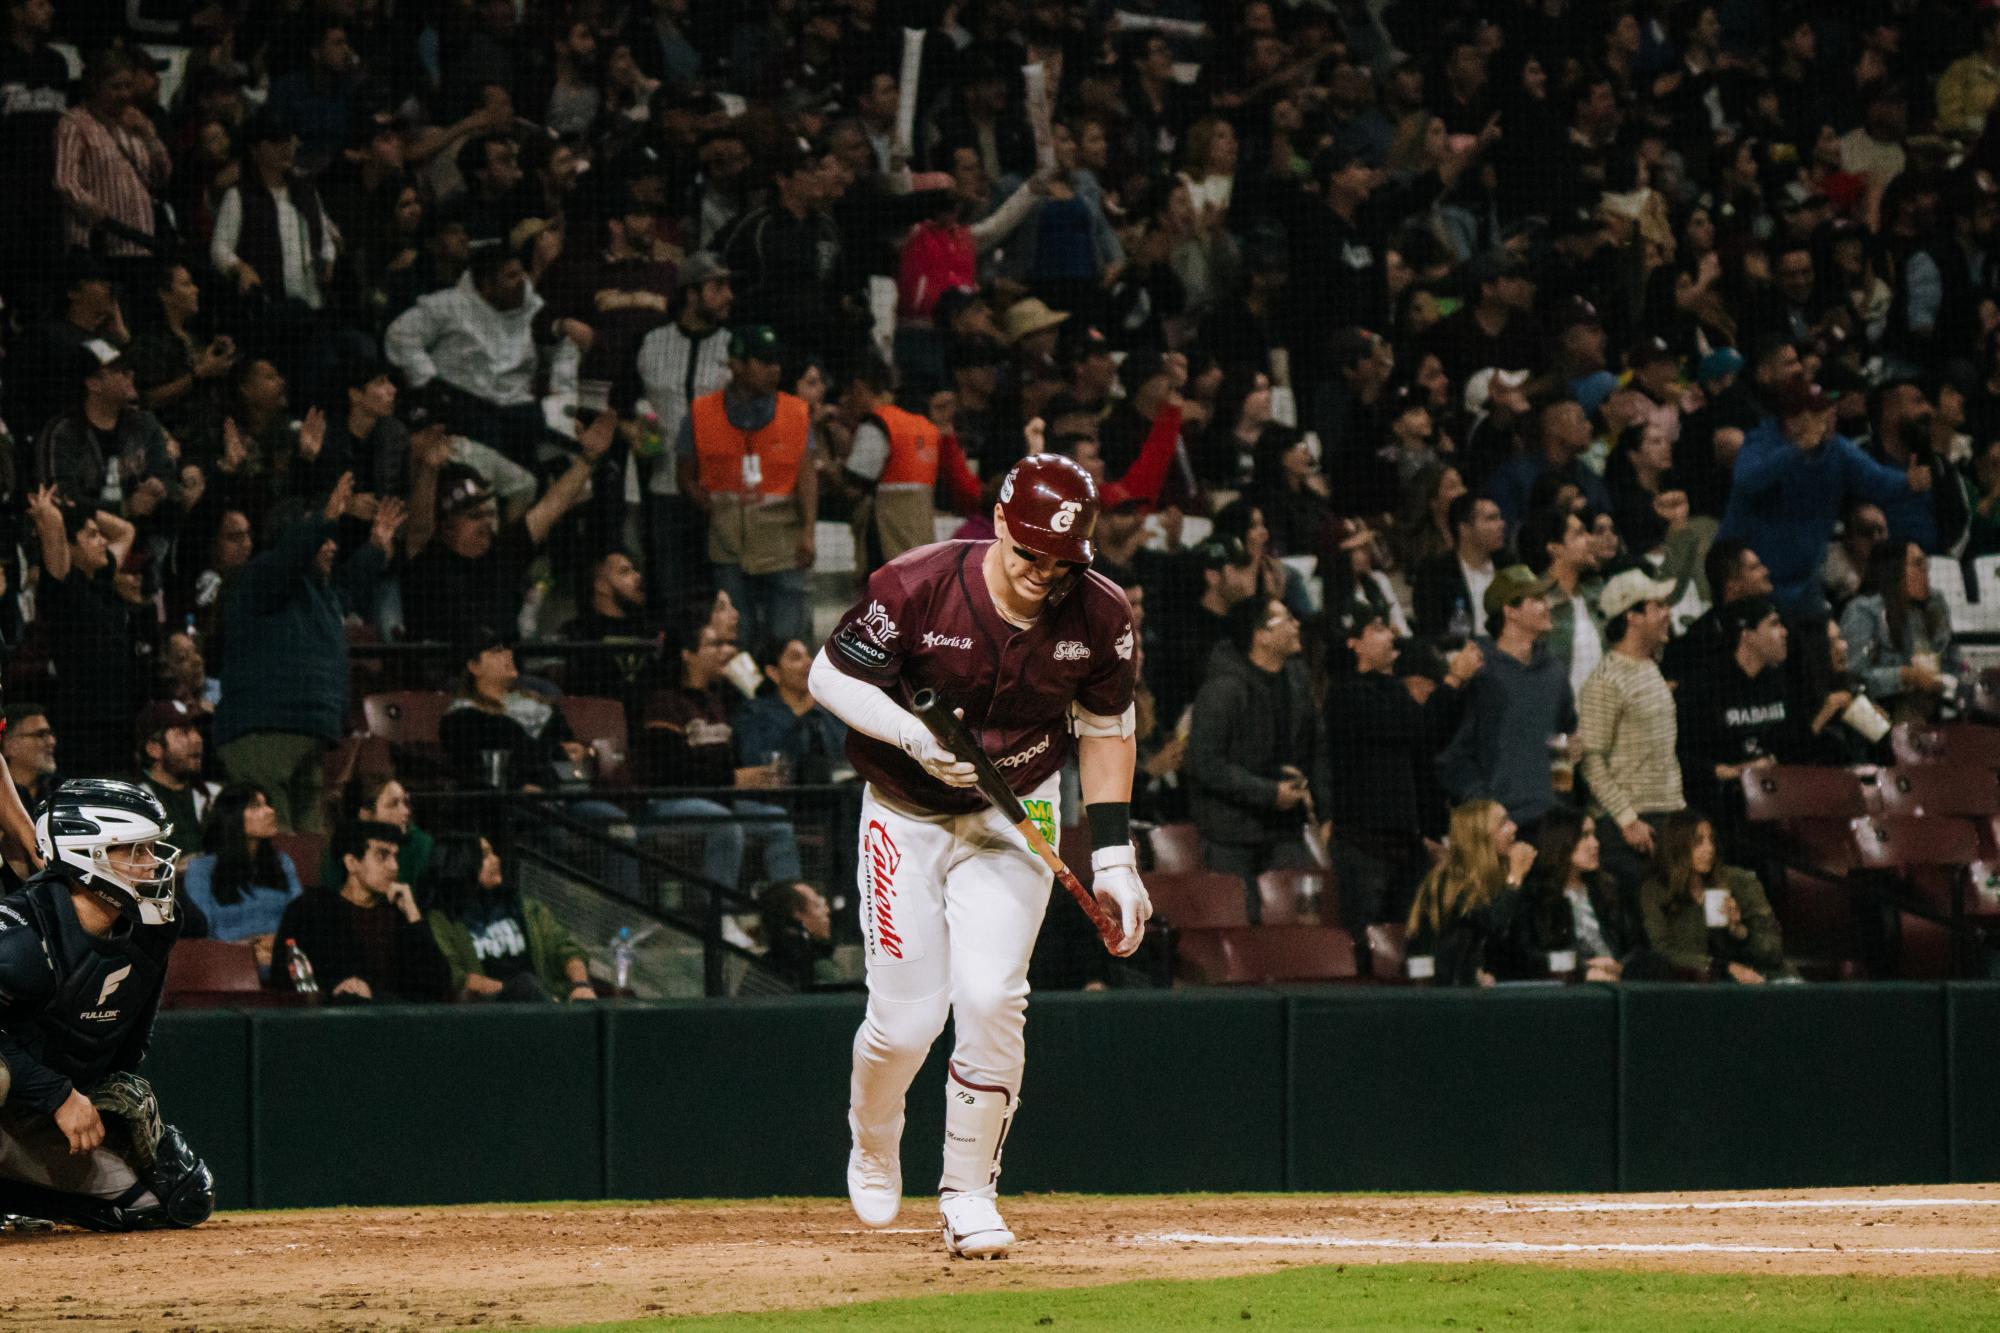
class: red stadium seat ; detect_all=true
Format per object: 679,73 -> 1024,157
271,832 -> 325,890
1874,765 -> 2000,819
163,940 -> 295,1009
1173,926 -> 1360,985
362,690 -> 451,777
1145,871 -> 1251,928
1895,910 -> 1957,979
1146,822 -> 1205,873
1850,815 -> 1980,870
1365,922 -> 1409,983
1891,721 -> 2000,769
1255,867 -> 1334,925
1739,766 -> 1868,824
559,696 -> 631,786
1773,867 -> 1865,981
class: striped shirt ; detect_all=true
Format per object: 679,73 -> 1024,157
1576,649 -> 1684,826
634,320 -> 730,496
54,105 -> 171,256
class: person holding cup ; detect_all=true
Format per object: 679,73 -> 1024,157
1509,809 -> 1670,982
1405,800 -> 1538,987
1638,812 -> 1796,983
1839,538 -> 1969,724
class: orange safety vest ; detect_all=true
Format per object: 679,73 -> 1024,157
871,404 -> 942,487
691,391 -> 810,499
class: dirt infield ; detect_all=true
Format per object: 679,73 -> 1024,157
5,1184 -> 1998,1332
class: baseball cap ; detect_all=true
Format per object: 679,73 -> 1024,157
1484,564 -> 1555,620
1197,535 -> 1253,570
1313,142 -> 1382,178
1597,568 -> 1676,620
728,324 -> 783,363
676,250 -> 730,288
1464,367 -> 1529,413
1720,595 -> 1780,640
1556,296 -> 1603,330
74,338 -> 129,385
134,699 -> 199,746
1118,349 -> 1168,398
1696,347 -> 1745,387
456,624 -> 511,663
1775,375 -> 1837,418
1627,336 -> 1676,371
435,462 -> 496,516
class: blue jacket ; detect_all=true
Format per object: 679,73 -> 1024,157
214,515 -> 385,746
1717,420 -> 1912,618
180,852 -> 304,943
1436,637 -> 1577,825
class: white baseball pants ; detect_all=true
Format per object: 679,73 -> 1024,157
848,775 -> 1058,1199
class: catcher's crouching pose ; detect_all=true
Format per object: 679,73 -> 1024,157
809,454 -> 1151,1259
0,780 -> 214,1232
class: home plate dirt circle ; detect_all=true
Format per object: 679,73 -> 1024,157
4,1184 -> 1998,1331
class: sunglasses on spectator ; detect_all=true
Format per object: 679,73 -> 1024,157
1012,545 -> 1084,572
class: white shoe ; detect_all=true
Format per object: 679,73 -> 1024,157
939,1193 -> 1014,1258
847,1146 -> 902,1228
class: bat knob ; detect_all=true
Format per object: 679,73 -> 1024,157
911,688 -> 939,713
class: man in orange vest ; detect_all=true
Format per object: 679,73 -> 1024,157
837,356 -> 982,574
675,325 -> 818,646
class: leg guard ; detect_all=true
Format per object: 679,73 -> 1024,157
939,1062 -> 1017,1199
137,1126 -> 214,1228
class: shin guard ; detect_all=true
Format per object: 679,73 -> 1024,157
939,1062 -> 1017,1198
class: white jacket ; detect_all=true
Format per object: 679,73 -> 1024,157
384,271 -> 544,408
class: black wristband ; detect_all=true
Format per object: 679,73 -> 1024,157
1086,801 -> 1131,851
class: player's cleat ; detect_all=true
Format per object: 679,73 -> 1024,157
939,1192 -> 1014,1258
847,1145 -> 902,1228
1,1215 -> 54,1232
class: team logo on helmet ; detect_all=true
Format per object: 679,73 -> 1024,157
1000,472 -> 1016,503
1050,500 -> 1083,533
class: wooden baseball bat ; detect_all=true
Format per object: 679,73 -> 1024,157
909,689 -> 1125,951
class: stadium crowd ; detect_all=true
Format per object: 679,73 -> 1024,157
3,0 -> 2000,994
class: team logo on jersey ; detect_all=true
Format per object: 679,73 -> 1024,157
996,734 -> 1051,769
0,904 -> 24,929
1114,625 -> 1134,661
1021,798 -> 1056,847
1050,500 -> 1083,533
859,600 -> 900,646
1054,640 -> 1090,661
862,819 -> 921,964
96,964 -> 132,1008
922,631 -> 973,650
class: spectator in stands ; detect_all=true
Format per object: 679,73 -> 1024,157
1485,402 -> 1612,535
1413,494 -> 1508,639
1324,606 -> 1480,939
1639,812 -> 1796,983
326,360 -> 411,499
721,141 -> 844,355
9,262 -> 130,443
1438,566 -> 1577,834
423,833 -> 595,1004
35,339 -> 175,510
134,699 -> 213,843
1663,538 -> 1775,694
54,47 -> 172,266
402,408 -> 616,645
1823,499 -> 1890,607
440,628 -> 595,792
1151,535 -> 1256,724
3,704 -> 58,815
562,548 -> 662,706
272,820 -> 453,1002
1839,538 -> 1970,723
180,784 -> 303,970
642,608 -> 802,891
127,262 -> 234,448
838,357 -> 978,573
213,477 -> 401,832
1406,799 -> 1538,987
1577,569 -> 1687,896
1187,596 -> 1328,921
635,250 -> 733,617
385,245 -> 547,462
1514,810 -> 1663,983
734,638 -> 846,785
757,879 -> 838,990
211,112 -> 339,315
1718,377 -> 1927,619
1516,505 -> 1605,695
676,325 -> 818,648
443,130 -> 531,247
531,180 -> 675,397
26,488 -> 138,776
324,774 -> 432,896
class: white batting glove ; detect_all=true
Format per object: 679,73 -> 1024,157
897,717 -> 978,787
1090,845 -> 1151,956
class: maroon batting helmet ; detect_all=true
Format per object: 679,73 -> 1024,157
998,454 -> 1099,564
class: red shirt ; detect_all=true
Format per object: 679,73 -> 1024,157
827,541 -> 1138,814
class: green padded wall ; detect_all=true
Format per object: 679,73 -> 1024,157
145,1009 -> 253,1209
1948,983 -> 2000,1183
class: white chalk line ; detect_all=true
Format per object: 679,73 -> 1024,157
1139,1232 -> 2000,1258
1463,1198 -> 2000,1215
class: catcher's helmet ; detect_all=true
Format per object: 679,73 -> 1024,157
35,779 -> 179,925
998,454 -> 1099,565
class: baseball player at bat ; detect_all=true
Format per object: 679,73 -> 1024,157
809,453 -> 1150,1259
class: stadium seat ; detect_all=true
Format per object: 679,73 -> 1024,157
559,695 -> 631,785
1894,910 -> 1957,980
1146,822 -> 1205,873
1874,765 -> 2000,819
272,832 -> 325,890
1172,925 -> 1360,985
1145,871 -> 1251,928
1891,721 -> 2000,769
1739,765 -> 1868,824
163,940 -> 285,1009
362,690 -> 451,776
1255,867 -> 1334,925
1850,815 -> 1980,870
1772,867 -> 1865,981
1365,922 -> 1409,983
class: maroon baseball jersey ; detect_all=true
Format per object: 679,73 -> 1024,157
827,540 -> 1138,814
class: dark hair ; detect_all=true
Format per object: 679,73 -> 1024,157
1446,492 -> 1480,537
1210,498 -> 1260,545
334,819 -> 403,869
1226,596 -> 1281,655
1604,608 -> 1633,645
342,771 -> 402,822
3,702 -> 49,731
426,831 -> 509,920
1863,536 -> 1944,656
469,243 -> 516,286
1703,537 -> 1753,605
456,131 -> 514,183
201,784 -> 285,908
1516,506 -> 1573,575
1528,808 -> 1592,895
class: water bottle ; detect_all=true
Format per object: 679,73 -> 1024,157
1446,596 -> 1473,644
285,939 -> 320,996
611,926 -> 636,992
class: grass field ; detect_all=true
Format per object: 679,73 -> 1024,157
553,1265 -> 2000,1332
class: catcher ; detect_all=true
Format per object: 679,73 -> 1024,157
0,779 -> 214,1232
